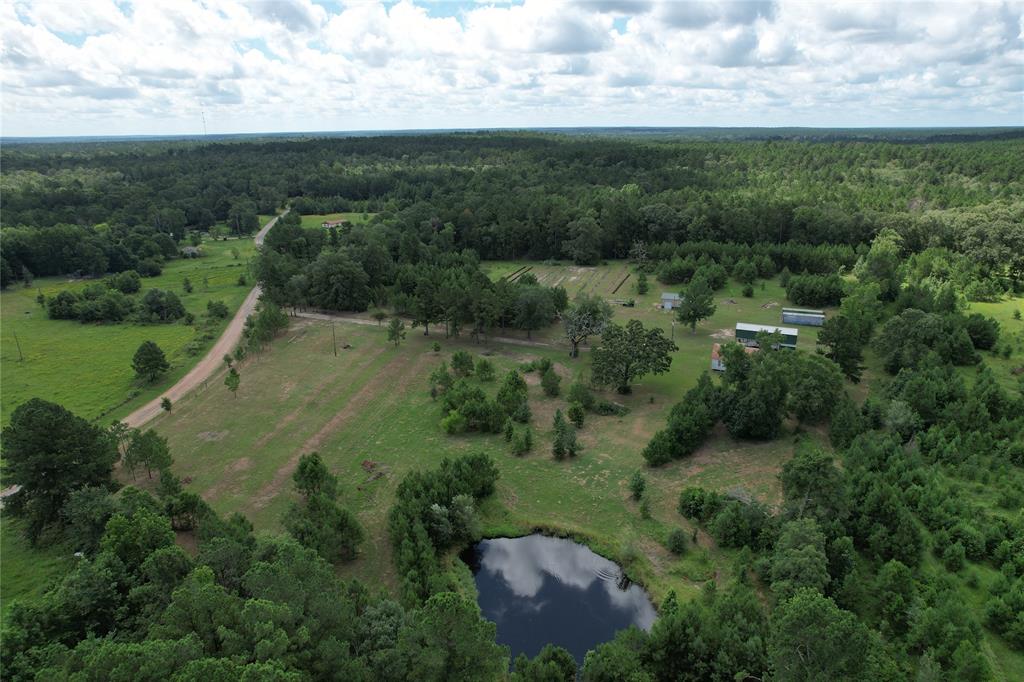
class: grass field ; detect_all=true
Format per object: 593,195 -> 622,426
0,518 -> 70,625
0,238 -> 257,428
966,297 -> 1024,391
298,212 -> 377,229
147,269 -> 831,604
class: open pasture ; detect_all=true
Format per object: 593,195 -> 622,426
0,238 -> 256,426
150,310 -> 817,602
298,212 -> 378,229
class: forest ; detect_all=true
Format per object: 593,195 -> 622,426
1,131 -> 1023,681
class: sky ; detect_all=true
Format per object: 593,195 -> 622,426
2,0 -> 1022,137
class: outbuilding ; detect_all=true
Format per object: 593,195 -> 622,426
322,219 -> 346,229
735,322 -> 798,349
782,307 -> 825,327
660,292 -> 681,310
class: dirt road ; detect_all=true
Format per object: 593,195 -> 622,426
122,211 -> 286,429
292,310 -> 580,351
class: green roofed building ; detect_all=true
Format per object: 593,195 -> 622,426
735,322 -> 798,349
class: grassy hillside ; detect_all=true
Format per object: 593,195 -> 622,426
0,238 -> 256,428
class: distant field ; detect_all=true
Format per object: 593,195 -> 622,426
299,212 -> 377,229
149,273 -> 828,603
966,296 -> 1024,390
0,238 -> 256,428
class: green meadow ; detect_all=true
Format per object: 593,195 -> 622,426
298,212 -> 378,229
0,238 -> 256,428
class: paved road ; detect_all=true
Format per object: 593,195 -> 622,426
122,211 -> 286,428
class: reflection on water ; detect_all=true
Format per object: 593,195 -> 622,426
461,534 -> 657,666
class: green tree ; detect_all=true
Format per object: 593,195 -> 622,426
540,366 -> 561,397
676,277 -> 717,333
283,493 -> 364,563
1,399 -> 117,542
397,592 -> 509,682
769,589 -> 871,682
125,429 -> 173,480
132,341 -> 170,382
591,320 -> 677,394
160,397 -> 172,413
450,350 -> 474,376
182,277 -> 193,293
567,401 -> 585,428
855,228 -> 903,300
562,293 -> 613,358
388,318 -> 406,347
817,316 -> 865,383
787,353 -> 844,423
225,367 -> 240,398
636,271 -> 649,295
293,452 -> 338,500
770,518 -> 830,601
511,644 -> 576,682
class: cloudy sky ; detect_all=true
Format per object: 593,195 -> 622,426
2,0 -> 1022,137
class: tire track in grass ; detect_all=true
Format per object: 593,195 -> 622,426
248,345 -> 423,512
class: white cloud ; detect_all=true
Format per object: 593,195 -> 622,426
1,0 -> 1021,136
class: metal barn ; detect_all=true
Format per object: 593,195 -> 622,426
735,322 -> 798,349
660,292 -> 682,310
782,308 -> 825,327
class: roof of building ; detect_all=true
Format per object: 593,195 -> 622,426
322,219 -> 346,227
782,307 -> 826,316
711,342 -> 758,361
661,292 -> 681,300
735,322 -> 799,336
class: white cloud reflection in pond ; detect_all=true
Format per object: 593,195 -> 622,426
462,534 -> 656,667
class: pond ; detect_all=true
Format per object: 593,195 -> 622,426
461,534 -> 657,667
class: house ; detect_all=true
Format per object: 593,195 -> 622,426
735,322 -> 798,349
660,292 -> 682,310
782,307 -> 825,327
710,343 -> 758,371
322,219 -> 346,229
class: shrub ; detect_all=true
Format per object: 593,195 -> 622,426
206,300 -> 230,319
475,358 -> 496,382
594,400 -> 628,416
667,529 -> 688,555
629,471 -> 646,501
511,428 -> 533,456
742,284 -> 754,298
567,382 -> 595,410
137,259 -> 162,277
106,270 -> 141,294
451,350 -> 474,376
567,402 -> 585,428
541,367 -> 561,397
440,410 -> 468,435
639,496 -> 652,519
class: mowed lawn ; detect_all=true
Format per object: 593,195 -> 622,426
298,212 -> 378,229
0,238 -> 256,427
150,274 -> 830,602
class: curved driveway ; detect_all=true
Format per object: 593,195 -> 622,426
122,211 -> 285,428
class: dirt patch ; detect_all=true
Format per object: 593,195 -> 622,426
197,430 -> 229,442
760,301 -> 779,309
711,328 -> 733,339
229,457 -> 252,472
280,381 -> 297,400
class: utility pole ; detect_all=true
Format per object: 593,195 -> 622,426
13,329 -> 24,361
332,324 -> 338,357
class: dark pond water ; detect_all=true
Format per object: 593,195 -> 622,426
461,534 -> 657,667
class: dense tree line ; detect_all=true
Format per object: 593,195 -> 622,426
4,133 -> 1022,291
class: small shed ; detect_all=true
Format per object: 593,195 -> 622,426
180,246 -> 203,258
322,219 -> 346,229
711,343 -> 758,372
660,292 -> 682,310
735,322 -> 798,349
782,307 -> 825,327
